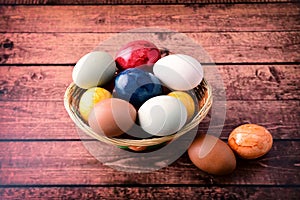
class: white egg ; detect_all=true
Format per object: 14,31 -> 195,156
138,95 -> 187,136
72,51 -> 116,89
153,54 -> 203,90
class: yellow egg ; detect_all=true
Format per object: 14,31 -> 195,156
79,87 -> 112,121
168,91 -> 195,120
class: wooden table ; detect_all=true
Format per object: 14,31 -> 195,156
0,0 -> 299,199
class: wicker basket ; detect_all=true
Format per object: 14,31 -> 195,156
64,77 -> 213,149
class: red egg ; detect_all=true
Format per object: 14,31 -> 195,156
115,40 -> 161,70
88,98 -> 137,137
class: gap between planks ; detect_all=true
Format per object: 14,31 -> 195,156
0,62 -> 300,66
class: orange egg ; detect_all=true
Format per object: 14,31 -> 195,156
228,124 -> 273,159
128,146 -> 147,151
88,98 -> 137,137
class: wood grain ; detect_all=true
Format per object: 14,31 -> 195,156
0,187 -> 299,200
0,100 -> 299,140
1,4 -> 299,33
0,65 -> 299,101
0,1 -> 298,198
0,140 -> 299,185
0,0 -> 298,5
1,32 -> 299,64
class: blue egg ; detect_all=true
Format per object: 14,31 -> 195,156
114,68 -> 162,108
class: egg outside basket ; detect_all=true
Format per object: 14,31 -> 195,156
64,78 -> 212,150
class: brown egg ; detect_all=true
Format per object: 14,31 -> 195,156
188,134 -> 236,175
88,98 -> 137,137
228,124 -> 273,159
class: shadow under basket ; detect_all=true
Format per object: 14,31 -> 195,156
64,79 -> 213,151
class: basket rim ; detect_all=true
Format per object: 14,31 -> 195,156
64,79 -> 213,147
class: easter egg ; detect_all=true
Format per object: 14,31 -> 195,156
114,68 -> 163,108
79,87 -> 112,122
72,51 -> 116,89
153,54 -> 203,90
228,124 -> 273,159
168,91 -> 196,121
188,134 -> 236,175
88,98 -> 137,137
115,40 -> 161,70
128,146 -> 147,152
138,95 -> 187,136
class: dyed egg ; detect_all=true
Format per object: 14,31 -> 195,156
153,54 -> 203,90
168,91 -> 196,121
114,68 -> 162,108
88,98 -> 137,137
115,40 -> 161,70
138,95 -> 187,136
79,87 -> 112,122
228,124 -> 273,159
188,134 -> 236,175
72,51 -> 116,89
128,146 -> 147,152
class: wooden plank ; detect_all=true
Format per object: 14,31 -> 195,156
0,100 -> 298,139
0,66 -> 73,101
0,0 -> 298,5
0,32 -> 299,64
0,187 -> 299,200
0,65 -> 299,101
1,4 -> 299,33
0,141 -> 299,185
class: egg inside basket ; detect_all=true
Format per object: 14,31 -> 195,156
64,48 -> 213,152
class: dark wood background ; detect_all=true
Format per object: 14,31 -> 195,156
0,0 -> 299,199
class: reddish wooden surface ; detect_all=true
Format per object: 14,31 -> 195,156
1,4 -> 299,33
0,0 -> 298,4
0,65 -> 299,101
1,32 -> 300,64
0,141 -> 299,185
0,187 -> 299,200
0,100 -> 298,139
0,1 -> 299,199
